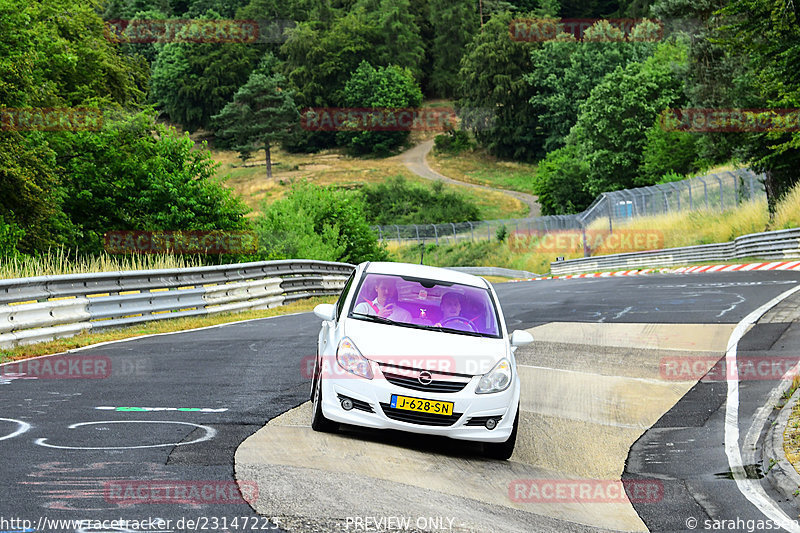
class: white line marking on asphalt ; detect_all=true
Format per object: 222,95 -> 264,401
724,282 -> 800,532
95,406 -> 228,412
717,294 -> 746,318
613,306 -> 633,319
0,417 -> 32,441
34,420 -> 216,450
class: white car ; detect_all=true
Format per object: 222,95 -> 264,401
310,261 -> 533,459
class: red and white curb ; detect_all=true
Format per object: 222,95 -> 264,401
511,260 -> 800,282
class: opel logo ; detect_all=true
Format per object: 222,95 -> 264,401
418,371 -> 433,386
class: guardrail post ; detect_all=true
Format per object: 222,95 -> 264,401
467,221 -> 474,241
450,222 -> 457,242
432,224 -> 439,245
394,224 -> 401,244
414,224 -> 420,243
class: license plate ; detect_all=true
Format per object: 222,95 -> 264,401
390,394 -> 453,416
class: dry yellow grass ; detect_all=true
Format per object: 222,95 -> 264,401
0,248 -> 202,280
774,181 -> 800,229
428,148 -> 538,194
586,200 -> 770,247
211,145 -> 526,220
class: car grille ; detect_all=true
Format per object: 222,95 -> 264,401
381,371 -> 469,393
337,394 -> 374,413
465,415 -> 502,426
379,403 -> 463,426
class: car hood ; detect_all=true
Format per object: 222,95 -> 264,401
343,318 -> 508,376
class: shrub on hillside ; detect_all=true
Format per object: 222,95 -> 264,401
433,130 -> 475,154
337,61 -> 423,155
361,176 -> 480,225
254,184 -> 388,263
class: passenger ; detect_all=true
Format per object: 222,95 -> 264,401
353,277 -> 412,322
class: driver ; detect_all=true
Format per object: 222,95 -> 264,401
435,292 -> 464,327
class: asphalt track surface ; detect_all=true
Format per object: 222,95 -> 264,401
1,271 -> 799,533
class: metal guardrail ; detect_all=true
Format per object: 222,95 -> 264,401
549,228 -> 800,275
0,260 -> 354,350
445,266 -> 541,279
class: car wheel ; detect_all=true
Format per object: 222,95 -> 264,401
483,406 -> 518,460
311,361 -> 338,433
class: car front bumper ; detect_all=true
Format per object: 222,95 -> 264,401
319,371 -> 520,443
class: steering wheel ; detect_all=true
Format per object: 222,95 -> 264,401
439,316 -> 477,332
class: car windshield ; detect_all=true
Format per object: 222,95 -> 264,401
348,273 -> 501,337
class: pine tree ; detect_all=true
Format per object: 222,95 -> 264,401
428,0 -> 479,97
213,54 -> 300,179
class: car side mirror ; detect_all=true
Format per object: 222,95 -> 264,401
313,303 -> 336,322
510,330 -> 534,347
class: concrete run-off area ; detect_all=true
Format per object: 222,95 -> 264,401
236,321 -> 737,532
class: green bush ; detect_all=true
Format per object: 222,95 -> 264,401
433,130 -> 475,154
641,121 -> 705,184
337,61 -> 423,156
254,184 -> 388,263
532,144 -> 595,215
50,112 -> 249,255
0,214 -> 24,256
361,176 -> 480,225
495,224 -> 508,242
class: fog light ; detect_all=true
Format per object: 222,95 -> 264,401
341,398 -> 354,411
485,418 -> 497,430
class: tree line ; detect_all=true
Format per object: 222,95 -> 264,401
1,0 -> 797,262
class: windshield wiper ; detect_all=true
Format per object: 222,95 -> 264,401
351,312 -> 396,325
426,325 -> 485,337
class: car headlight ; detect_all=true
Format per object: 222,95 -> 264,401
336,337 -> 373,380
475,358 -> 512,394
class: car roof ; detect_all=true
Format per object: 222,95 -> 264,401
361,262 -> 488,289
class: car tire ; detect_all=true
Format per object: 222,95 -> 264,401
483,406 -> 518,460
311,361 -> 338,433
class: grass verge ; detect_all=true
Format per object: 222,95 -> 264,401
0,296 -> 335,364
782,376 -> 800,477
427,148 -> 538,195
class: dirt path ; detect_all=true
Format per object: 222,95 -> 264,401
396,139 -> 541,218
